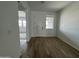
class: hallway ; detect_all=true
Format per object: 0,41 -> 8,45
21,37 -> 79,58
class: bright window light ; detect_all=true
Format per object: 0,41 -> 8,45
18,11 -> 26,17
46,16 -> 54,29
19,20 -> 22,27
23,20 -> 26,27
18,11 -> 26,40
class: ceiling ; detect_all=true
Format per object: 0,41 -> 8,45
28,1 -> 72,12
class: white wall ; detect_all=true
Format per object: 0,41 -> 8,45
30,11 -> 57,37
0,2 -> 20,57
57,2 -> 79,50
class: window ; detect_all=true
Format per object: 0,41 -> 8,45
46,16 -> 54,29
20,33 -> 26,39
18,19 -> 26,28
18,11 -> 26,40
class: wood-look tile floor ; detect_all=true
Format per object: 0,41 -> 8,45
20,37 -> 79,58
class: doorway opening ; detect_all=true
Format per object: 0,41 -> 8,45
18,11 -> 27,52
